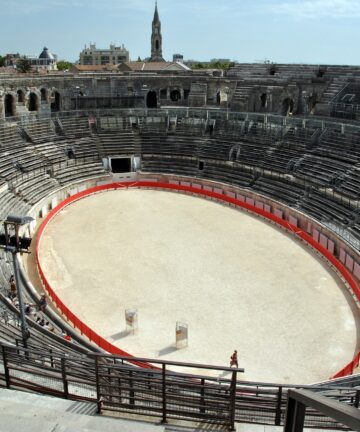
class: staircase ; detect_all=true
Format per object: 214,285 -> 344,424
321,79 -> 348,105
231,81 -> 253,109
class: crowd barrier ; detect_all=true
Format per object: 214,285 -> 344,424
36,181 -> 360,378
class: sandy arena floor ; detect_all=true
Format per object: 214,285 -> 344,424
37,189 -> 359,383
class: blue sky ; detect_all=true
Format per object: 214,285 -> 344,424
0,0 -> 359,65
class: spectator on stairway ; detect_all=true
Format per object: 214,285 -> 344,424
38,294 -> 47,312
8,275 -> 17,300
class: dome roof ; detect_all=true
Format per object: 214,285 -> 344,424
39,47 -> 55,60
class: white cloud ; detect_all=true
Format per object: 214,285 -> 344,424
273,0 -> 360,19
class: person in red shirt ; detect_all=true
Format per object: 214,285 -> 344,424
63,332 -> 72,342
230,350 -> 238,368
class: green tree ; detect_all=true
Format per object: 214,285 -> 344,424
0,56 -> 5,67
17,57 -> 32,73
57,60 -> 73,71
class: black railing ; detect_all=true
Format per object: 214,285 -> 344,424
284,388 -> 360,431
0,343 -> 357,430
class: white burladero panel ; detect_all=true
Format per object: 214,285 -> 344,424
192,183 -> 202,189
312,229 -> 319,243
226,191 -> 236,198
255,201 -> 264,210
203,185 -> 213,191
274,208 -> 283,219
327,240 -> 335,255
41,206 -> 48,218
181,181 -> 191,187
236,194 -> 245,202
51,197 -> 58,209
264,204 -> 271,213
354,262 -> 360,280
245,197 -> 255,206
339,248 -> 346,264
346,255 -> 354,272
214,187 -> 223,194
29,219 -> 37,235
289,215 -> 298,227
319,233 -> 328,249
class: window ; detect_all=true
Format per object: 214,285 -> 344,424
170,89 -> 181,102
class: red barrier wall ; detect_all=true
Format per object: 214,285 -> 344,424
35,181 -> 360,377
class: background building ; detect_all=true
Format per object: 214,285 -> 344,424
4,47 -> 58,71
173,54 -> 184,63
79,43 -> 129,66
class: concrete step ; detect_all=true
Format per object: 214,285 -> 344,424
0,388 -> 158,432
0,389 -> 340,432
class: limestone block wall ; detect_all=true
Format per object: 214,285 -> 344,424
0,71 -> 346,119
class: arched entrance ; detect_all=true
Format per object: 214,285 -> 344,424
51,91 -> 61,112
40,88 -> 47,102
17,90 -> 25,103
146,91 -> 157,108
29,93 -> 39,112
282,97 -> 294,116
5,94 -> 15,117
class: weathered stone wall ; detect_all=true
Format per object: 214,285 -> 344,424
0,71 -> 339,119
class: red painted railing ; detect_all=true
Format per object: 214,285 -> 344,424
36,181 -> 360,377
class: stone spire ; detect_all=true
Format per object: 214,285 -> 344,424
150,1 -> 165,62
153,1 -> 160,23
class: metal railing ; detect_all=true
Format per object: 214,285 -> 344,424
284,388 -> 360,431
0,342 -> 358,430
2,108 -> 360,136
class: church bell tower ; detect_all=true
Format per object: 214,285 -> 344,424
150,2 -> 165,62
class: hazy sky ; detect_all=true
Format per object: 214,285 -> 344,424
0,0 -> 359,65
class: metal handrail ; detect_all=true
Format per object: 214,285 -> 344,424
1,108 -> 360,135
284,388 -> 360,431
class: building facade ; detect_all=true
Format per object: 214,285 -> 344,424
4,47 -> 58,71
79,44 -> 129,66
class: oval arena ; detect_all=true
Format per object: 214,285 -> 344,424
2,106 -> 360,429
37,184 -> 357,384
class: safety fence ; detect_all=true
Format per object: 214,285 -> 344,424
35,181 -> 360,380
0,343 -> 357,430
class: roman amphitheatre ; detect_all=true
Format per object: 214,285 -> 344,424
2,30 -> 360,431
